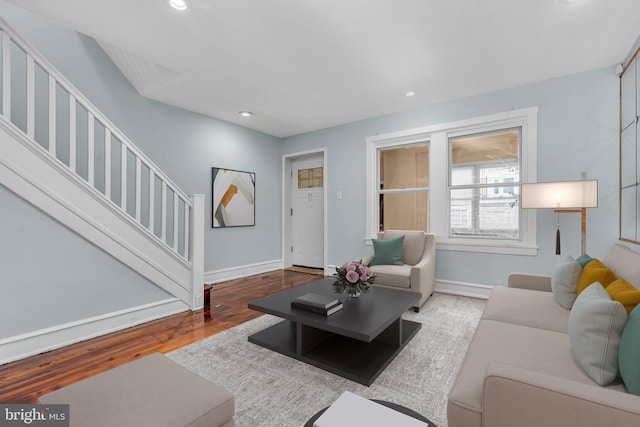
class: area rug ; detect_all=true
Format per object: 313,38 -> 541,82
168,293 -> 486,427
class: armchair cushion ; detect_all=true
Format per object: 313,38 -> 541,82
371,235 -> 404,266
369,264 -> 412,288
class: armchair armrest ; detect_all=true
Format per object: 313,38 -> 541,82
409,234 -> 436,305
361,255 -> 374,266
507,273 -> 552,292
484,363 -> 640,427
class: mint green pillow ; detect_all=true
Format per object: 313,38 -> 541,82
620,305 -> 640,395
568,282 -> 628,386
576,253 -> 593,269
371,236 -> 405,266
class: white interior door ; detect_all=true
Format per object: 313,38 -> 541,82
291,157 -> 324,268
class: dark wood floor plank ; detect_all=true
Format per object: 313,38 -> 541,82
0,270 -> 321,403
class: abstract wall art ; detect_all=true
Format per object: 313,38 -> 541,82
212,168 -> 255,228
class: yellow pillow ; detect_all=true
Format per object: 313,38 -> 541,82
606,279 -> 640,314
577,259 -> 616,295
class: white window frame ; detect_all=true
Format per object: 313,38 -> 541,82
365,107 -> 538,255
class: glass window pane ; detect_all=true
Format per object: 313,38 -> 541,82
298,167 -> 323,189
380,144 -> 429,190
450,129 -> 520,186
450,187 -> 519,239
380,191 -> 428,232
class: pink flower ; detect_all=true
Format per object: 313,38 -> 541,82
346,264 -> 357,272
346,270 -> 360,284
360,273 -> 369,282
357,264 -> 366,274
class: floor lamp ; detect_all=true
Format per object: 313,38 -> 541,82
521,180 -> 598,255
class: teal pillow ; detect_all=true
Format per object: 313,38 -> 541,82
568,282 -> 628,386
576,253 -> 593,269
620,305 -> 640,395
371,236 -> 405,266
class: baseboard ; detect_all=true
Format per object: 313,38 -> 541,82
0,298 -> 189,365
328,264 -> 492,300
205,260 -> 283,284
435,279 -> 492,299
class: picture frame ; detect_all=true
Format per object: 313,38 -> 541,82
212,167 -> 255,228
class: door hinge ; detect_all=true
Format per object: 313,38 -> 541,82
290,208 -> 293,216
291,246 -> 294,253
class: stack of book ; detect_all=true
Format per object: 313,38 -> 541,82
291,293 -> 343,316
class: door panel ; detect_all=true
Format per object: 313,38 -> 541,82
291,157 -> 324,268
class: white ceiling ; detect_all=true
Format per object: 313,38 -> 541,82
7,0 -> 640,138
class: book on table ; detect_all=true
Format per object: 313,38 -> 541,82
293,293 -> 339,309
291,301 -> 343,316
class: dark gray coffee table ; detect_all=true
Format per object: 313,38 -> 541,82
248,278 -> 421,386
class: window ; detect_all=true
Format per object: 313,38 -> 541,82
449,128 -> 520,239
298,167 -> 323,189
366,107 -> 537,255
378,144 -> 429,232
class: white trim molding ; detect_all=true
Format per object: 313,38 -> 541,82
282,148 -> 329,272
0,299 -> 188,365
205,260 -> 283,284
434,279 -> 493,299
365,107 -> 538,256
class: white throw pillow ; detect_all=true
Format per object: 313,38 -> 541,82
568,282 -> 628,386
551,255 -> 582,309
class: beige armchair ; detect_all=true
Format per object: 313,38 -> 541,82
362,230 -> 436,312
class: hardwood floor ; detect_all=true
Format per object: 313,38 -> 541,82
0,270 -> 320,404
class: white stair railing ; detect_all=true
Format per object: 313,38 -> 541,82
0,17 -> 204,308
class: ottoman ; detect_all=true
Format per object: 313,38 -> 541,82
38,353 -> 234,427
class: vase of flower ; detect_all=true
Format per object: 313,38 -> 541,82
332,260 -> 376,298
347,288 -> 362,299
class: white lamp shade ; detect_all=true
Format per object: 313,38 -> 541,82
521,180 -> 598,209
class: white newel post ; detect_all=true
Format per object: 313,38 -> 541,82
189,194 -> 206,310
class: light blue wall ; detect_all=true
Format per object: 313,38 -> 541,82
0,187 -> 172,339
0,1 -> 282,338
281,67 -> 621,286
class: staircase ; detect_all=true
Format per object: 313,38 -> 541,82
0,18 -> 204,360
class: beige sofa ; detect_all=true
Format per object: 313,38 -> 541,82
448,244 -> 640,427
362,230 -> 436,312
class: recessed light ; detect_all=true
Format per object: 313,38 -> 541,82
169,0 -> 187,11
404,91 -> 416,97
558,0 -> 588,5
239,111 -> 253,117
